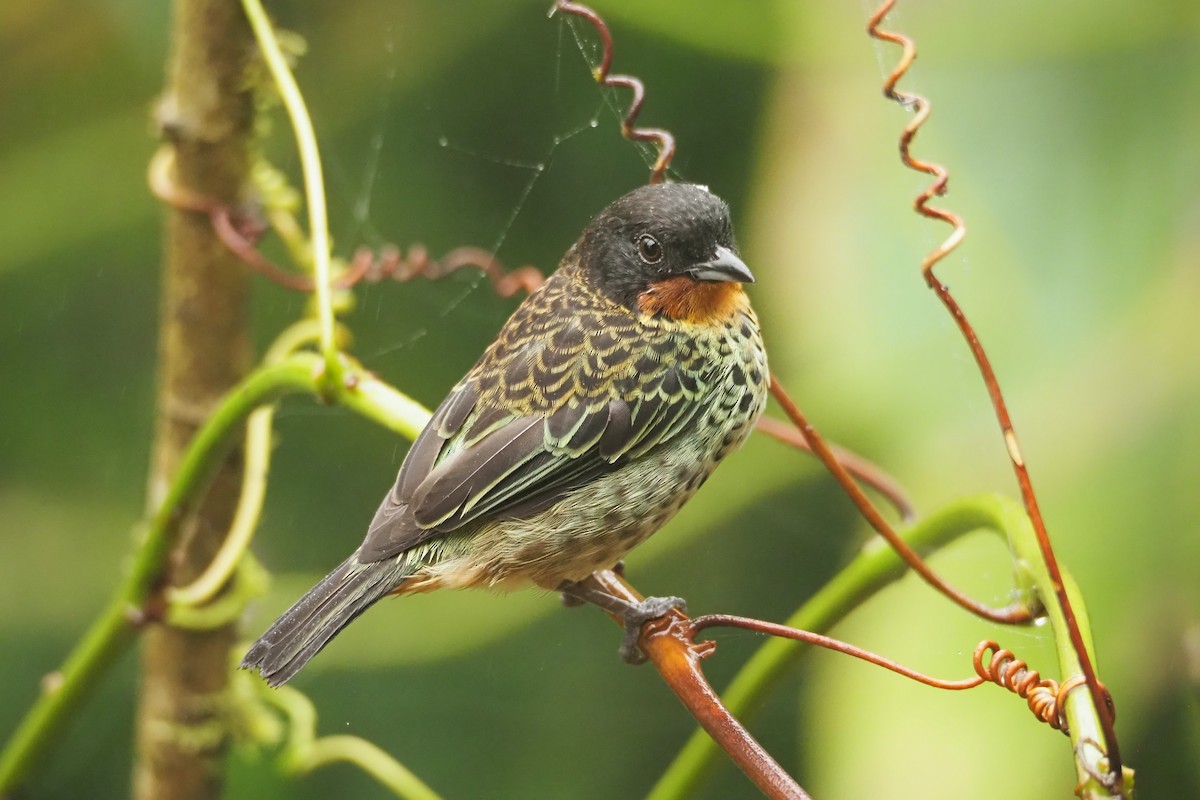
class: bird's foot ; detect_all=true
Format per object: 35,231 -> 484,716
618,595 -> 687,664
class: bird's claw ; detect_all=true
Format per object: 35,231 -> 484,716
619,595 -> 687,665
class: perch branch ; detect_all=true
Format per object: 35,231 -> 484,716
583,570 -> 812,800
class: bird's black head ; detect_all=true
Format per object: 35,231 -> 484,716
576,183 -> 753,312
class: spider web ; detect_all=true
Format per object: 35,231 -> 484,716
300,8 -> 664,366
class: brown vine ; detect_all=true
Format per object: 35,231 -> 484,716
866,0 -> 1123,789
973,640 -> 1112,736
552,1 -> 676,183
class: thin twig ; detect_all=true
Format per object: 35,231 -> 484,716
770,377 -> 1032,624
691,615 -> 982,691
755,415 -> 916,523
151,151 -> 546,299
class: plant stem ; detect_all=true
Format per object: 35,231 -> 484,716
167,321 -> 329,608
240,0 -> 338,374
267,686 -> 444,800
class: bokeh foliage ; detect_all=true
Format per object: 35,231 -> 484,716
1,1 -> 1198,797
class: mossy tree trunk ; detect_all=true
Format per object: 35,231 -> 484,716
134,1 -> 256,798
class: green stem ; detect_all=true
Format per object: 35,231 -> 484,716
165,404 -> 275,607
646,493 -> 1116,800
303,737 -> 442,800
130,355 -> 323,594
1003,504 -> 1125,796
240,0 -> 338,376
167,321 -> 328,608
0,596 -> 135,796
339,367 -> 431,440
167,554 -> 271,631
0,355 -> 319,793
268,686 -> 443,800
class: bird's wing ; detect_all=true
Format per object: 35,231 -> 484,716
355,339 -> 714,564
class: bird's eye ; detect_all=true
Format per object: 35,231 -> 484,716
636,234 -> 663,264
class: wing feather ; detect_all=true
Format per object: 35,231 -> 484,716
352,267 -> 729,566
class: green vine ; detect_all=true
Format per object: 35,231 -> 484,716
255,681 -> 443,800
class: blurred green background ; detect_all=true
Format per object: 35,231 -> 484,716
3,1 -> 1198,797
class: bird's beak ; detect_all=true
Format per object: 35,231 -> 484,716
688,245 -> 755,284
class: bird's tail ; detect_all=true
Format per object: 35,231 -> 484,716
241,554 -> 408,687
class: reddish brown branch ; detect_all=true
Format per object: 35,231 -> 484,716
755,415 -> 916,523
866,1 -> 1122,785
552,1 -> 676,183
578,580 -> 1099,798
770,377 -> 1031,624
585,570 -> 812,800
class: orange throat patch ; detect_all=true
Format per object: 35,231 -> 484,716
636,276 -> 746,325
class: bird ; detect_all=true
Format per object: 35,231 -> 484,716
242,182 -> 769,686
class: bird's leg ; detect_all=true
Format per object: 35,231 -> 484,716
559,591 -> 586,608
557,578 -> 686,664
558,561 -> 623,607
